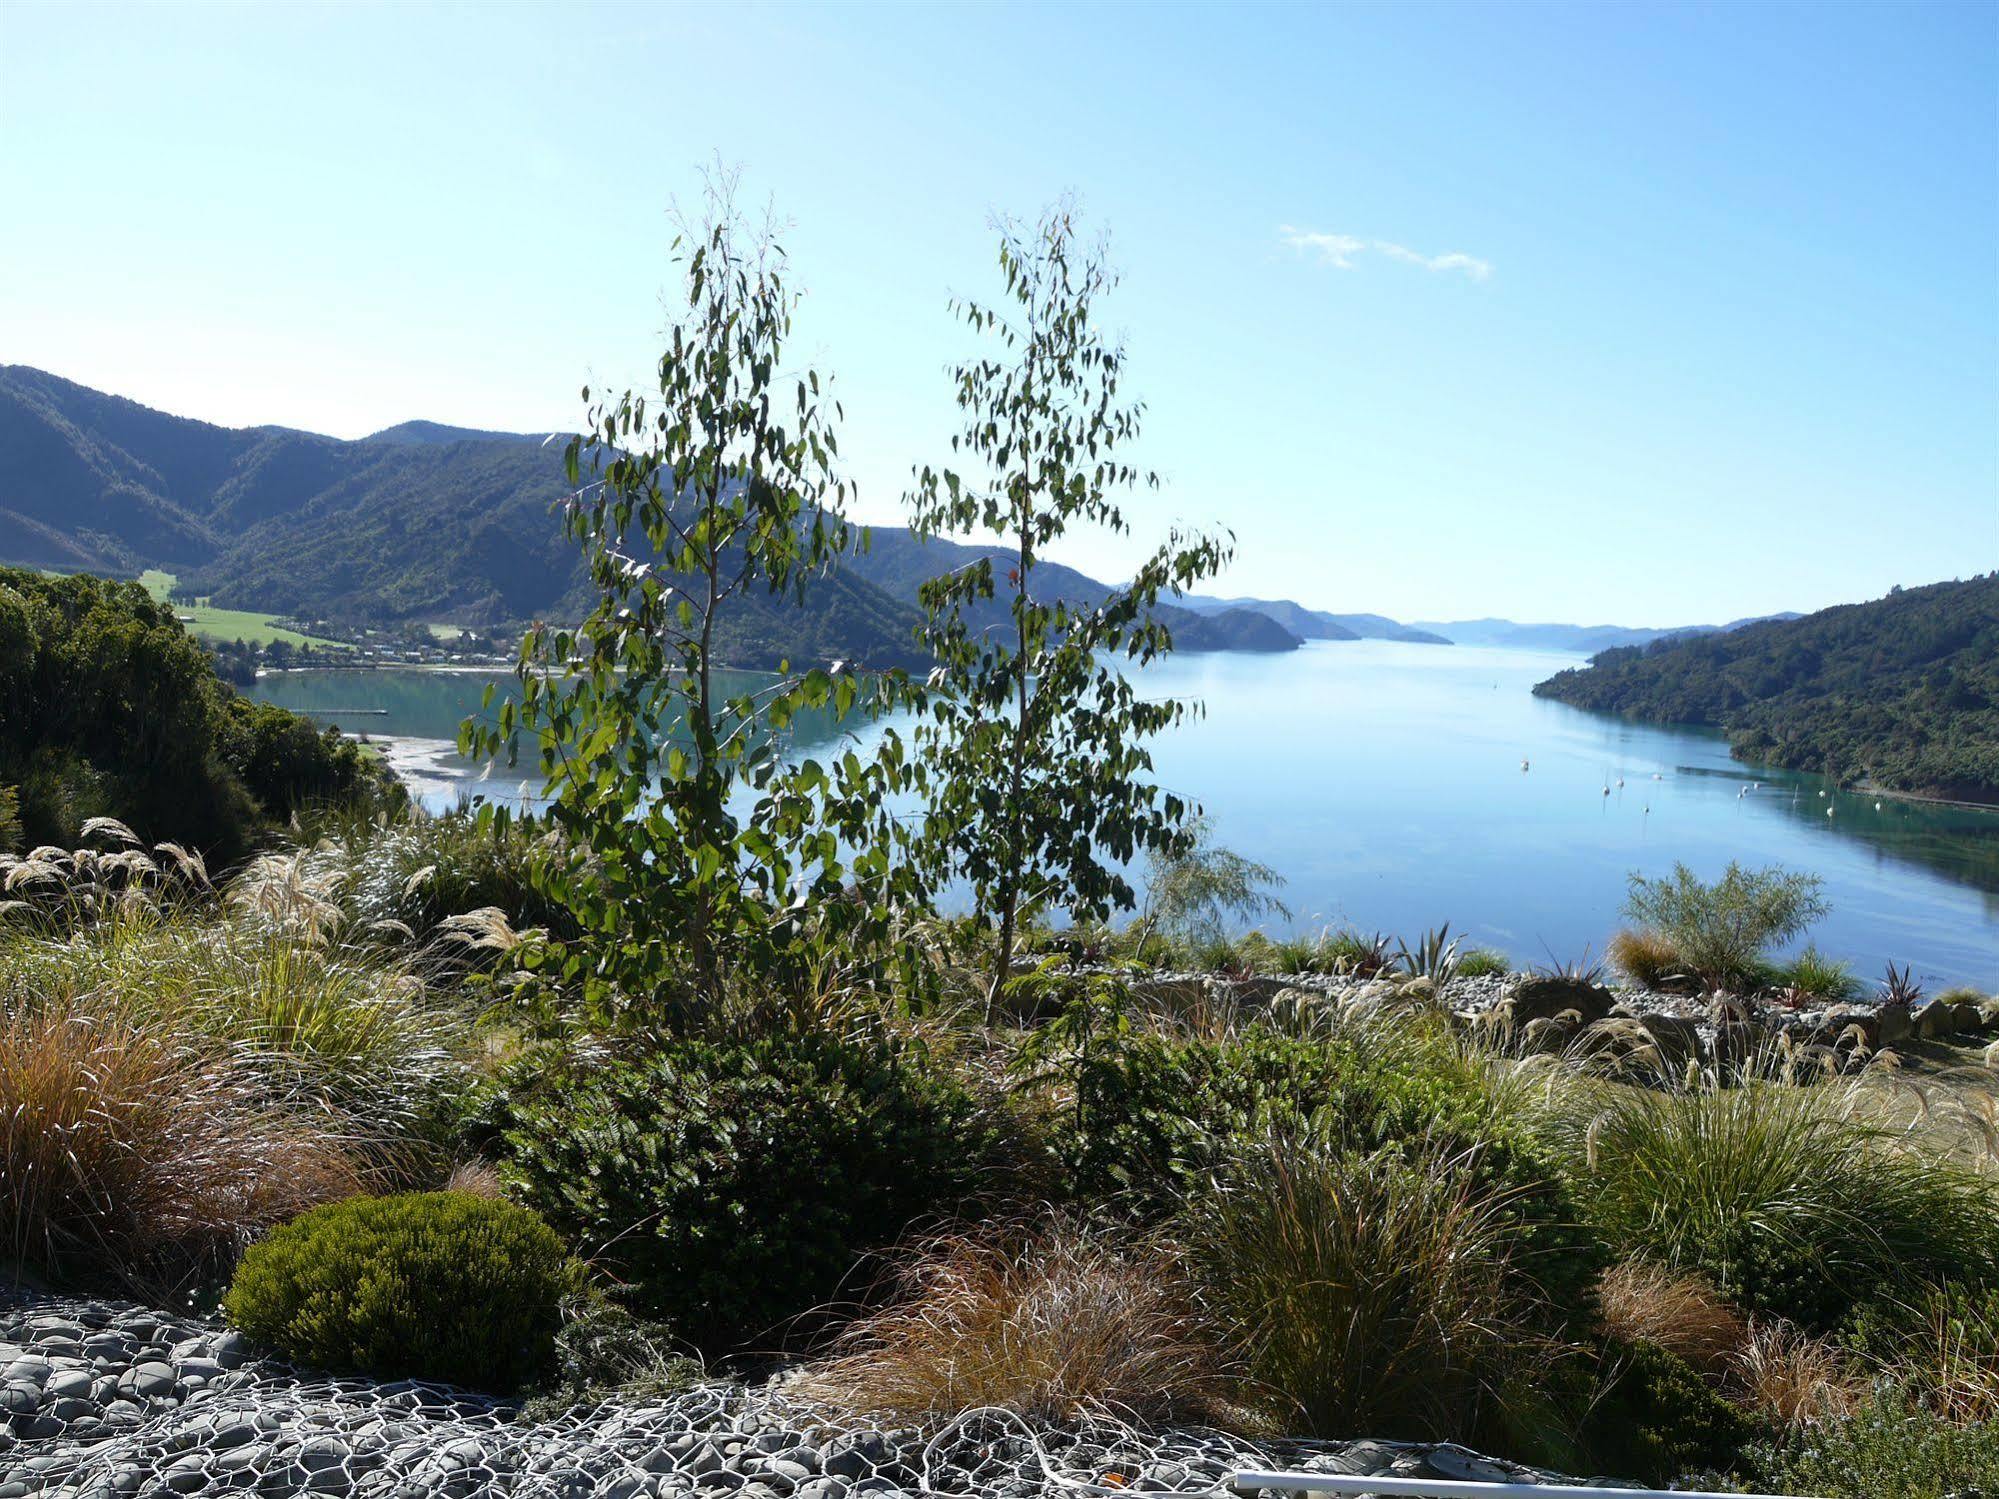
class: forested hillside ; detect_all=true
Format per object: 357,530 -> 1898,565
0,566 -> 387,853
0,366 -> 1290,664
1534,576 -> 1999,803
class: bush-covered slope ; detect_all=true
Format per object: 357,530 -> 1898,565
0,566 -> 387,855
1534,576 -> 1999,803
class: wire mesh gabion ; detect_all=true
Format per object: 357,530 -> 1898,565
1,1294 -> 1602,1498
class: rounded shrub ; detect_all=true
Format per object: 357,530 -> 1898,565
491,1029 -> 1004,1355
223,1190 -> 574,1391
1580,1340 -> 1752,1484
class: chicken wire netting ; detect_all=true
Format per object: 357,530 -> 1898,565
2,1296 -> 1587,1498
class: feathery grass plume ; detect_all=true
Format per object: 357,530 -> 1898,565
1538,1055 -> 1999,1329
78,816 -> 141,848
0,899 -> 454,1125
227,846 -> 349,944
1622,861 -> 1827,994
1594,1260 -> 1747,1379
0,998 -> 364,1289
796,1219 -> 1237,1426
1181,1122 -> 1558,1446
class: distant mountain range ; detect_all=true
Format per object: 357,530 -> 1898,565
0,365 -> 1792,669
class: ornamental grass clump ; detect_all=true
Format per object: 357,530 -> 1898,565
0,900 -> 452,1125
796,1219 -> 1236,1426
224,1190 -> 576,1391
0,998 -> 363,1289
1542,1067 -> 1999,1329
1180,1126 -> 1557,1447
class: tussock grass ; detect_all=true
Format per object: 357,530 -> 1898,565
1595,1260 -> 1746,1380
1735,1319 -> 1859,1427
1774,944 -> 1859,1004
796,1220 -> 1235,1426
0,904 -> 453,1121
1537,1061 -> 1999,1328
1607,928 -> 1685,990
0,999 -> 364,1289
1180,1125 -> 1557,1445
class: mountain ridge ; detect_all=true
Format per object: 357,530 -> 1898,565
0,367 -> 1298,665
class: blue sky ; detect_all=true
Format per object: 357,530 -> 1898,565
3,1 -> 1993,624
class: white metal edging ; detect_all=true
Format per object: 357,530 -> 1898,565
1232,1470 -> 1825,1499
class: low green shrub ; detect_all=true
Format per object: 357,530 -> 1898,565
1458,947 -> 1512,979
224,1191 -> 574,1391
522,1298 -> 705,1417
492,1029 -> 1005,1354
1732,1389 -> 1999,1498
1580,1340 -> 1752,1484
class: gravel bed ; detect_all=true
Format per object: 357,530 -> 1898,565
0,1294 -> 1632,1497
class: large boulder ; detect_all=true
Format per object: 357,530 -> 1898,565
1507,975 -> 1615,1027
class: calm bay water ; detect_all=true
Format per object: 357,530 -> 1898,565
250,641 -> 1999,989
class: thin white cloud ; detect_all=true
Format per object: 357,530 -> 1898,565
1280,226 -> 1492,282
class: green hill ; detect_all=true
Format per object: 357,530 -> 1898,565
1533,576 -> 1999,803
0,366 -> 1291,667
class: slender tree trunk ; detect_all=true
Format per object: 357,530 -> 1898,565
989,484 -> 1035,1014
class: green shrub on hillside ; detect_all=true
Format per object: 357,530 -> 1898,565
1055,1024 -> 1592,1287
1733,1389 -> 1999,1498
491,1030 -> 1004,1354
225,1191 -> 574,1391
1580,1340 -> 1752,1484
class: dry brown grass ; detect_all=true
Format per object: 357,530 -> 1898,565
1734,1319 -> 1861,1427
0,999 -> 365,1290
1595,1259 -> 1748,1379
794,1219 -> 1236,1426
1606,928 -> 1685,990
443,1158 -> 508,1198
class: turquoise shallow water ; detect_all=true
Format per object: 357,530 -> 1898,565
250,641 -> 1999,989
